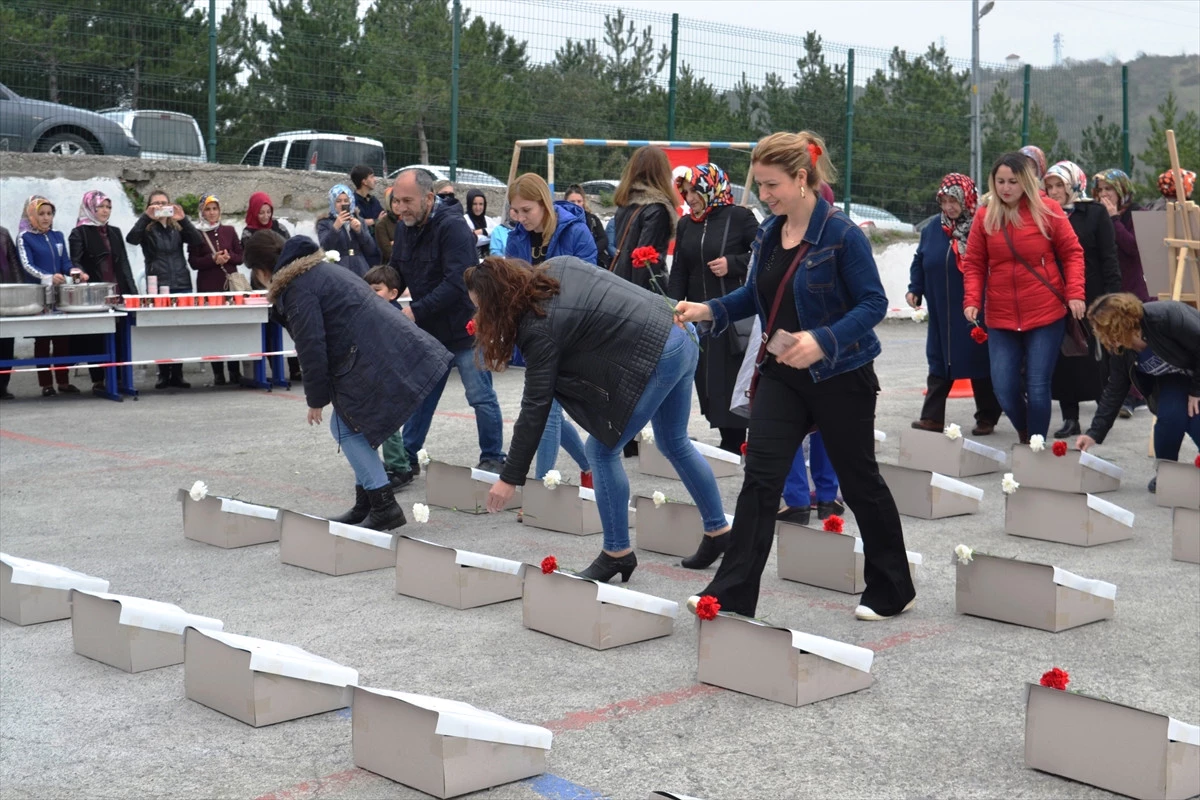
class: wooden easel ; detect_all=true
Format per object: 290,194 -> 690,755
1160,130 -> 1200,308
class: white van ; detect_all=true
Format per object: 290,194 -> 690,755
240,131 -> 387,177
99,109 -> 205,162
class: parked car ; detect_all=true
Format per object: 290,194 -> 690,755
0,83 -> 140,156
99,109 -> 204,162
388,164 -> 506,187
846,203 -> 913,233
579,179 -> 620,197
241,131 -> 387,177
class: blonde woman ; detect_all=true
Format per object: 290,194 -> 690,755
961,153 -> 1085,442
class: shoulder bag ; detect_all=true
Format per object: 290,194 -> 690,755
1000,225 -> 1088,357
715,212 -> 754,354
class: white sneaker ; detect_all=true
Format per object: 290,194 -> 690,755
855,597 -> 916,621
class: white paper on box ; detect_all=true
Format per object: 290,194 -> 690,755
578,487 -> 596,502
1078,451 -> 1125,480
358,687 -> 553,749
453,549 -> 523,575
327,521 -> 394,549
0,553 -> 109,593
469,468 -> 501,484
874,429 -> 887,442
1168,718 -> 1200,746
78,591 -> 223,635
724,513 -> 734,525
789,629 -> 874,673
850,538 -> 923,565
692,440 -> 740,464
1085,494 -> 1135,528
592,582 -> 679,618
218,498 -> 279,521
1051,567 -> 1117,600
930,472 -> 985,501
190,628 -> 358,687
961,438 -> 1007,464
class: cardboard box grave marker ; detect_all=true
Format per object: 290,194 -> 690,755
425,462 -> 521,515
395,537 -> 524,609
278,510 -> 397,575
352,687 -> 551,799
521,482 -> 602,535
522,569 -> 676,650
177,489 -> 280,548
1,553 -> 109,626
874,429 -> 886,453
697,614 -> 874,707
1173,507 -> 1200,564
1155,460 -> 1200,510
877,464 -> 982,519
638,438 -> 741,480
70,590 -> 222,673
184,628 -> 358,726
898,428 -> 1007,477
649,793 -> 705,800
775,524 -> 922,594
634,497 -> 733,557
1024,683 -> 1200,800
1010,445 -> 1122,494
955,552 -> 1115,631
1005,488 -> 1135,547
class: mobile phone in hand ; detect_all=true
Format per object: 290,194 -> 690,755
765,328 -> 799,357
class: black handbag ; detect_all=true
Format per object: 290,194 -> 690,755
1000,226 -> 1089,357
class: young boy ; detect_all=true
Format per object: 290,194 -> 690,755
365,264 -> 416,489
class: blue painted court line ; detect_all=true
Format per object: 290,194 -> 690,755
525,773 -> 609,800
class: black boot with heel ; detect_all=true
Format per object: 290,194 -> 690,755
681,532 -> 729,569
362,485 -> 407,531
330,485 -> 369,525
577,551 -> 638,583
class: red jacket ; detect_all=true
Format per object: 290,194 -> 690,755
961,195 -> 1085,331
188,224 -> 245,293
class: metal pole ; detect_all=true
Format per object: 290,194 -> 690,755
207,0 -> 217,163
666,14 -> 679,140
1121,65 -> 1131,174
1020,64 -> 1031,146
971,0 -> 980,187
449,0 -> 461,182
843,49 -> 854,214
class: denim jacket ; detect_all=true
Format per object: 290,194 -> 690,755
706,196 -> 885,382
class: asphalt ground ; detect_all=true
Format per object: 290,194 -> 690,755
1,323 -> 1197,800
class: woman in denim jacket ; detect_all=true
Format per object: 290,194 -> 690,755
675,131 -> 916,621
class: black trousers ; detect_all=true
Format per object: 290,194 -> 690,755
701,360 -> 916,617
919,374 -> 1004,426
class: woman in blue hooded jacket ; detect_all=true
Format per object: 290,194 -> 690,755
505,173 -> 598,486
316,184 -> 379,278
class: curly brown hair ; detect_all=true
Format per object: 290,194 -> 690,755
463,257 -> 561,371
1087,292 -> 1145,353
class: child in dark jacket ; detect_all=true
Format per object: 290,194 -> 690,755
365,264 -> 418,490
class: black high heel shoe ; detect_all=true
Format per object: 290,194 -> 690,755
681,532 -> 729,569
577,551 -> 638,583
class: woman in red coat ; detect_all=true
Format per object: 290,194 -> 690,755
189,193 -> 245,385
961,152 -> 1086,442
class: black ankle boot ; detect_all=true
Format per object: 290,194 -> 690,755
681,532 -> 729,569
816,499 -> 845,520
1054,419 -> 1080,439
577,551 -> 638,583
330,485 -> 369,525
362,485 -> 407,531
776,506 -> 811,525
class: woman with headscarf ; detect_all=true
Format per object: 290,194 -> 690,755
316,183 -> 379,278
465,189 -> 490,258
189,193 -> 246,386
906,174 -> 1003,434
1043,160 -> 1121,438
1020,145 -> 1048,181
17,196 -> 78,396
69,190 -> 138,396
374,187 -> 401,265
240,191 -> 290,251
667,163 -> 760,453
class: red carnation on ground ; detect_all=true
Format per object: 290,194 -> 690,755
695,595 -> 721,621
1194,455 -> 1200,468
540,555 -> 557,575
1052,440 -> 1068,457
970,324 -> 988,344
630,246 -> 659,269
1040,667 -> 1070,690
823,514 -> 844,533
465,319 -> 476,336
740,442 -> 748,456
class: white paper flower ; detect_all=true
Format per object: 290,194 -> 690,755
954,544 -> 974,565
412,503 -> 430,523
943,423 -> 962,441
417,449 -> 430,467
323,250 -> 340,262
1028,434 -> 1046,452
1001,472 -> 1020,494
640,426 -> 654,444
542,469 -> 562,489
188,481 -> 208,501
652,491 -> 667,508
912,308 -> 928,323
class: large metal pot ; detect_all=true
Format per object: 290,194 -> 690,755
56,282 -> 116,313
0,284 -> 47,317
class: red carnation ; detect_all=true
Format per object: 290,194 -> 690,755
740,442 -> 748,456
465,319 -> 476,336
823,514 -> 844,533
1052,440 -> 1068,457
695,595 -> 721,621
970,325 -> 988,344
1194,455 -> 1200,468
630,246 -> 660,269
1040,667 -> 1070,690
540,555 -> 557,575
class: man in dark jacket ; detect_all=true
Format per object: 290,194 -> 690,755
389,168 -> 506,472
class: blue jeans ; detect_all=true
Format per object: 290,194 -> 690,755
783,432 -> 839,507
535,400 -> 591,479
331,411 -> 389,491
987,318 -> 1065,438
584,325 -> 727,551
403,346 -> 506,464
1153,374 -> 1200,461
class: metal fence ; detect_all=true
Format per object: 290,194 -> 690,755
1,0 -> 1191,224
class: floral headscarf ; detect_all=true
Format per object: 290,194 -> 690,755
1091,169 -> 1134,211
327,183 -> 356,217
76,190 -> 110,227
1020,145 -> 1048,179
1045,160 -> 1089,212
936,173 -> 977,272
19,195 -> 54,234
196,193 -> 221,231
675,163 -> 735,221
1158,169 -> 1196,200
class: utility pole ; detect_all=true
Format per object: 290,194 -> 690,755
971,0 -> 995,188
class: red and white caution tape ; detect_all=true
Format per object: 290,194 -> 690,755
0,350 -> 297,375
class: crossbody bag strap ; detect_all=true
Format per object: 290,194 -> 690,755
1000,224 -> 1067,308
716,210 -> 734,296
609,206 -> 646,272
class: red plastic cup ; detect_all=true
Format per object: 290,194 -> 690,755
124,296 -> 140,309
178,295 -> 193,307
232,294 -> 245,305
